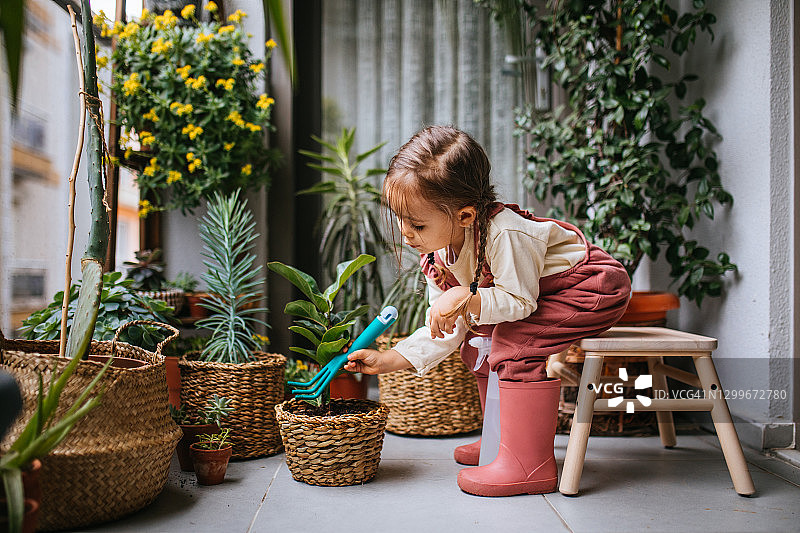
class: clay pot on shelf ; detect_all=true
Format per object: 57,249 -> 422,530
617,291 -> 680,326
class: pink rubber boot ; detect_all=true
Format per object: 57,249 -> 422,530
457,378 -> 561,497
453,376 -> 488,465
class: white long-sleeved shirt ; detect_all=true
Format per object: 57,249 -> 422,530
395,207 -> 586,376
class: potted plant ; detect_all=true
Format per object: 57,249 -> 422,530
124,248 -> 186,313
178,191 -> 285,459
298,128 -> 388,396
375,251 -> 483,436
97,5 -> 280,214
19,271 -> 175,354
1,344 -> 113,533
170,395 -> 233,471
268,254 -> 389,486
167,272 -> 208,320
512,0 -> 736,320
189,428 -> 233,485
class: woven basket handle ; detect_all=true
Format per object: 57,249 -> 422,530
112,320 -> 179,359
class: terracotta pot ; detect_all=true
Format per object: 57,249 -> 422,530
0,498 -> 39,533
190,444 -> 233,485
185,292 -> 210,319
329,373 -> 369,400
165,356 -> 181,407
617,291 -> 680,326
176,423 -> 219,471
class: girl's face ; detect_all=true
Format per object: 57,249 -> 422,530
393,194 -> 475,255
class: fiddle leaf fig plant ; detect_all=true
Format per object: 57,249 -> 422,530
512,0 -> 736,306
267,254 -> 375,404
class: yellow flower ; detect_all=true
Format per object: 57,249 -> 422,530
185,76 -> 207,90
205,1 -> 218,12
138,200 -> 153,218
182,124 -> 203,140
188,159 -> 201,172
92,11 -> 106,26
139,131 -> 155,146
246,123 -> 261,132
224,142 -> 235,151
142,108 -> 159,122
167,170 -> 182,184
256,94 -> 274,110
109,156 -> 120,166
229,9 -> 247,23
140,8 -> 151,20
249,62 -> 265,74
195,33 -> 213,45
186,152 -> 196,161
122,72 -> 141,96
124,147 -> 132,160
232,57 -> 245,66
266,39 -> 277,49
151,38 -> 173,55
218,25 -> 235,34
226,110 -> 243,123
253,333 -> 269,345
110,21 -> 125,35
176,64 -> 192,79
143,157 -> 159,176
96,55 -> 109,69
153,10 -> 178,30
241,164 -> 252,176
181,4 -> 195,18
100,22 -> 111,38
215,78 -> 235,91
296,360 -> 307,371
119,21 -> 140,40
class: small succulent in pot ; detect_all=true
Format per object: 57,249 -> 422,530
171,395 -> 234,472
190,428 -> 233,485
268,254 -> 375,408
123,249 -> 167,291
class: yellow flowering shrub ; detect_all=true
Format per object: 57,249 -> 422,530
103,7 -> 279,213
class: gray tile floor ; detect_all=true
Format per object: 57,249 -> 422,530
79,423 -> 800,533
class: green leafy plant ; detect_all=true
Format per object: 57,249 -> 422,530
298,128 -> 387,318
123,248 -> 167,291
1,343 -> 112,533
195,190 -> 267,363
195,427 -> 232,450
19,271 -> 175,352
511,0 -> 736,305
169,394 -> 233,426
167,271 -> 200,293
97,5 -> 279,213
267,254 -> 375,404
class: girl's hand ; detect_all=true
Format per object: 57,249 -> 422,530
344,348 -> 413,375
429,286 -> 481,338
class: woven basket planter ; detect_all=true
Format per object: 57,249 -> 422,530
138,288 -> 185,314
275,398 -> 389,486
178,353 -> 286,458
377,336 -> 482,436
0,324 -> 181,531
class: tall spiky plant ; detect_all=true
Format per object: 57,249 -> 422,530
196,191 -> 267,363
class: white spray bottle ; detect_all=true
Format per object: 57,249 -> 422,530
469,336 -> 500,466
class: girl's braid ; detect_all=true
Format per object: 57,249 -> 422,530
471,202 -> 490,294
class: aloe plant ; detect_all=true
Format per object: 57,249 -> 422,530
298,128 -> 387,321
196,191 -> 268,363
267,254 -> 375,405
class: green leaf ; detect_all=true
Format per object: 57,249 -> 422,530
320,323 -> 353,344
315,338 -> 350,365
322,254 -> 376,306
289,325 -> 321,347
268,261 -> 329,312
284,300 -> 326,325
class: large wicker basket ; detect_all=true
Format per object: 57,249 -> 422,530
178,353 -> 285,458
377,336 -> 482,436
0,324 -> 181,531
275,398 -> 388,486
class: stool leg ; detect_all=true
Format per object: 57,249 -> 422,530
693,355 -> 756,496
648,356 -> 676,448
560,355 -> 603,496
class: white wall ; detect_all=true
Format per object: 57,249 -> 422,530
665,0 -> 796,447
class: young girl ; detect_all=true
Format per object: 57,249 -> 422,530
344,125 -> 631,497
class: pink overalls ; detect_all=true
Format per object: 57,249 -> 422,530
421,203 -> 631,382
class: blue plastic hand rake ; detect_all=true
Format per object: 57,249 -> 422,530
288,306 -> 398,400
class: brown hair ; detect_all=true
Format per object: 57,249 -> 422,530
384,125 -> 497,328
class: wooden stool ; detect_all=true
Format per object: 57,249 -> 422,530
556,327 -> 756,496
